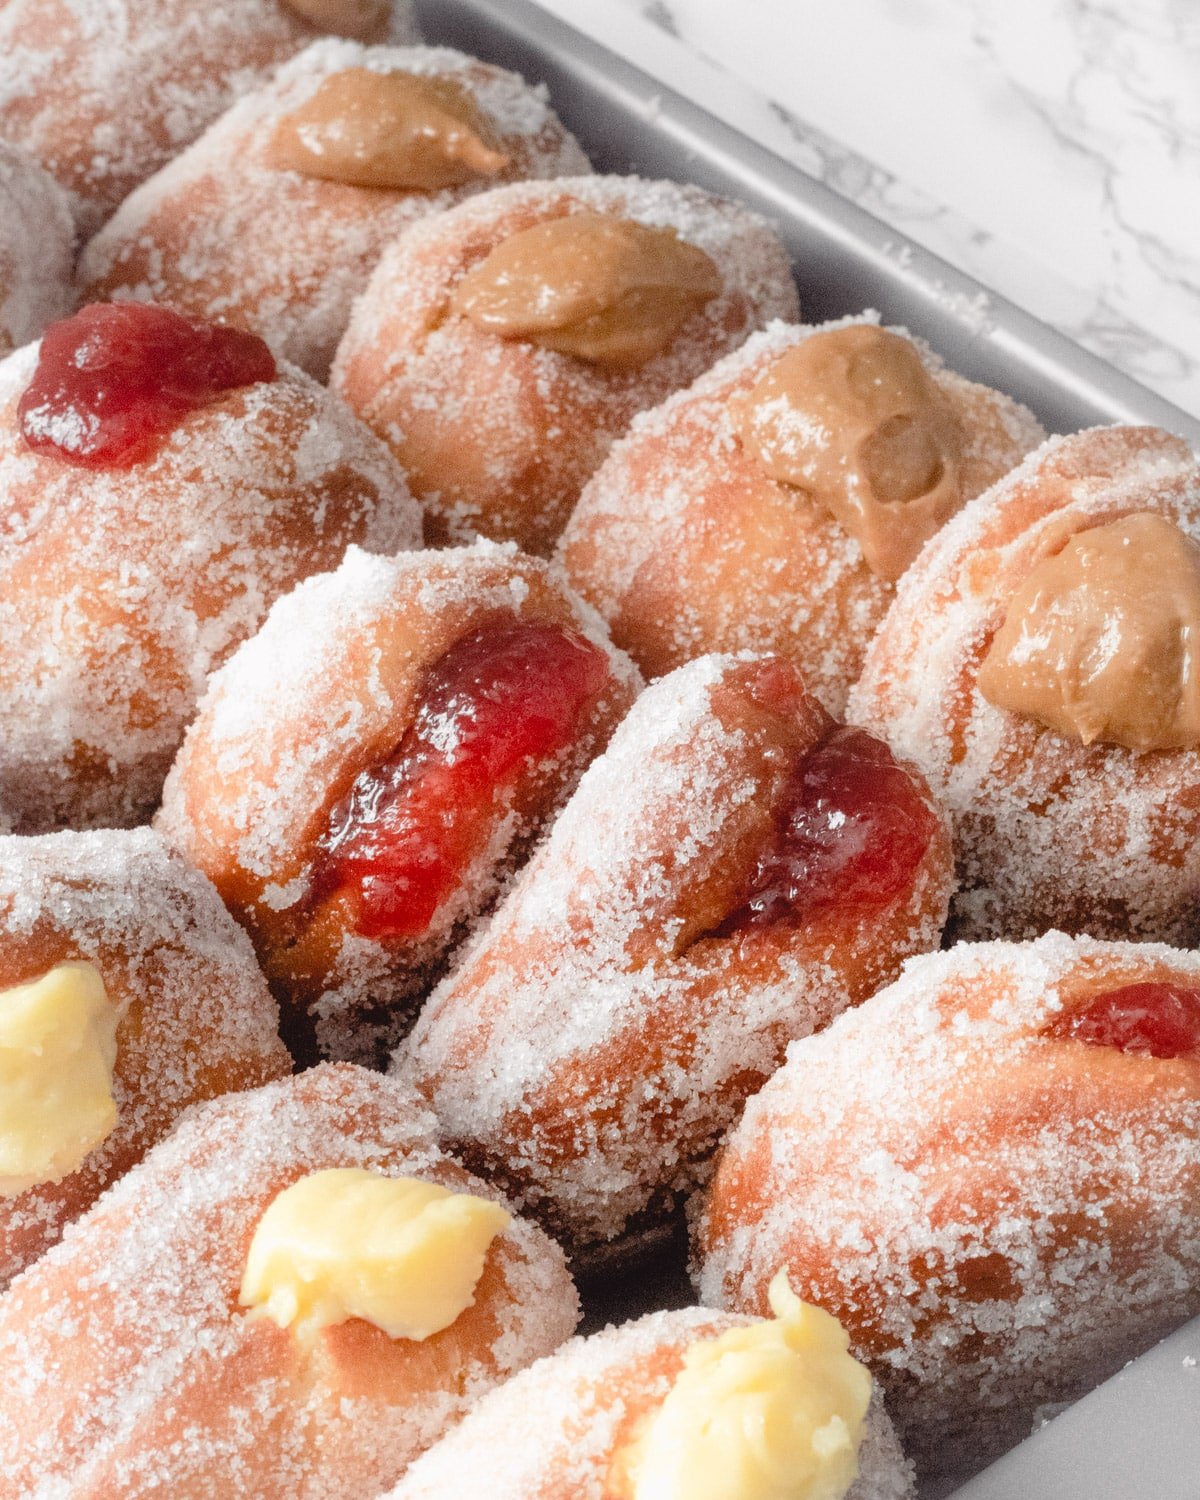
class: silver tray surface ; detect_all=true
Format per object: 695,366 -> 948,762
415,2 -> 1200,1494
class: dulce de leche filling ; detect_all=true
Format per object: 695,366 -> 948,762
448,212 -> 723,370
978,511 -> 1200,752
266,68 -> 511,191
737,325 -> 965,581
281,0 -> 392,41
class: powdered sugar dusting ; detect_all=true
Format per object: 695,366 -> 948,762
697,931 -> 1200,1471
559,312 -> 1045,714
385,1304 -> 912,1500
0,342 -> 420,832
403,653 -> 952,1250
0,825 -> 288,1287
80,41 -> 592,378
848,425 -> 1200,942
0,1065 -> 578,1498
0,0 -> 421,230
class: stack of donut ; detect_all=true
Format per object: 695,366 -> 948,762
0,1 -> 1195,1495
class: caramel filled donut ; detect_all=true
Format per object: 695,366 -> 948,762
560,316 -> 1045,713
0,1065 -> 579,1498
0,302 -> 421,833
332,175 -> 799,554
696,932 -> 1200,1474
849,424 -> 1200,942
80,42 -> 591,379
404,652 -> 952,1255
158,542 -> 641,1063
0,142 -> 74,357
386,1295 -> 913,1500
0,826 -> 288,1288
0,0 -> 420,232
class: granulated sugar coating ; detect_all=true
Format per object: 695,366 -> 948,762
0,0 -> 421,231
80,41 -> 592,379
848,425 -> 1200,943
332,173 -> 800,553
383,1305 -> 914,1499
696,931 -> 1200,1476
559,313 -> 1045,714
402,652 -> 952,1255
0,340 -> 420,833
0,825 -> 289,1288
157,541 -> 641,1063
0,143 -> 74,358
0,1065 -> 579,1499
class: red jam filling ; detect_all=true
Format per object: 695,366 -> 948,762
1046,982 -> 1200,1058
312,619 -> 611,942
18,303 -> 277,468
719,726 -> 937,932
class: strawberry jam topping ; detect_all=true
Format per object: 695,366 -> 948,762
312,619 -> 611,941
720,726 -> 937,931
1046,982 -> 1200,1058
18,303 -> 277,467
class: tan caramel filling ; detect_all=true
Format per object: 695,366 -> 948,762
737,325 -> 965,580
281,0 -> 393,42
448,212 -> 723,369
266,68 -> 510,191
978,510 -> 1200,751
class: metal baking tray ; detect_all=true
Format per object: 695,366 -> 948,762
414,1 -> 1200,1493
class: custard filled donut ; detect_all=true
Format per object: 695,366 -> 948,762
387,1281 -> 913,1500
332,175 -> 800,553
404,652 -> 952,1256
0,1064 -> 579,1498
0,0 -> 421,232
158,542 -> 641,1063
0,301 -> 420,833
0,142 -> 74,357
80,42 -> 590,379
559,315 -> 1045,713
0,825 -> 289,1288
849,424 -> 1200,942
696,932 -> 1200,1474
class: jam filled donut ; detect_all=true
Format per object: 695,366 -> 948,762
403,652 -> 952,1256
695,932 -> 1200,1475
158,542 -> 641,1064
385,1278 -> 914,1500
0,142 -> 74,357
0,1064 -> 579,1499
0,825 -> 289,1289
332,175 -> 800,553
0,301 -> 420,834
849,424 -> 1200,942
80,43 -> 591,380
559,315 -> 1045,713
0,0 -> 421,232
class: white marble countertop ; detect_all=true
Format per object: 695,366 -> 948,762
531,0 -> 1200,420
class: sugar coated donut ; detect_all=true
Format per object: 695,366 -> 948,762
559,315 -> 1045,713
0,141 -> 74,357
79,42 -> 590,379
0,301 -> 420,833
848,424 -> 1200,942
332,174 -> 800,553
0,1064 -> 579,1498
404,652 -> 952,1255
0,0 -> 420,231
0,825 -> 288,1288
695,931 -> 1200,1474
385,1290 -> 914,1500
158,541 -> 641,1063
